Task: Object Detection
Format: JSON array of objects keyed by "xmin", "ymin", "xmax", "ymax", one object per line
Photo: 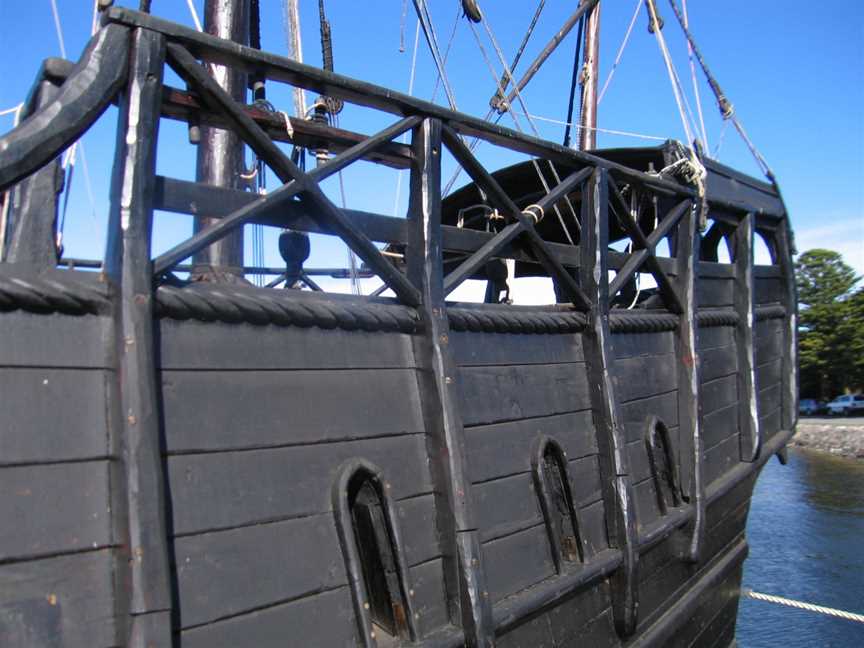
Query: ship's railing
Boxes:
[{"xmin": 0, "ymin": 8, "xmax": 798, "ymax": 647}]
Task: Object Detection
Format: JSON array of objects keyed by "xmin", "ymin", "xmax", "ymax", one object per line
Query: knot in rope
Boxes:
[{"xmin": 654, "ymin": 147, "xmax": 709, "ymax": 231}]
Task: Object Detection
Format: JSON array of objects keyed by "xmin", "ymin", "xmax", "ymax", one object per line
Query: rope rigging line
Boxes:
[
  {"xmin": 471, "ymin": 15, "xmax": 581, "ymax": 241},
  {"xmin": 597, "ymin": 0, "xmax": 642, "ymax": 104},
  {"xmin": 743, "ymin": 589, "xmax": 864, "ymax": 624},
  {"xmin": 509, "ymin": 111, "xmax": 668, "ymax": 142},
  {"xmin": 681, "ymin": 0, "xmax": 709, "ymax": 152},
  {"xmin": 430, "ymin": 3, "xmax": 462, "ymax": 105},
  {"xmin": 412, "ymin": 0, "xmax": 459, "ymax": 111},
  {"xmin": 562, "ymin": 13, "xmax": 585, "ymax": 147},
  {"xmin": 392, "ymin": 19, "xmax": 422, "ymax": 217},
  {"xmin": 492, "ymin": 0, "xmax": 546, "ymax": 107},
  {"xmin": 185, "ymin": 0, "xmax": 203, "ymax": 32},
  {"xmin": 665, "ymin": 0, "xmax": 776, "ymax": 179}
]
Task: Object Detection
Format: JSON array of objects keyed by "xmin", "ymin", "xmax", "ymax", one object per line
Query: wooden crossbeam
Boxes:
[
  {"xmin": 164, "ymin": 43, "xmax": 422, "ymax": 306},
  {"xmin": 608, "ymin": 198, "xmax": 691, "ymax": 297},
  {"xmin": 608, "ymin": 175, "xmax": 684, "ymax": 314},
  {"xmin": 442, "ymin": 166, "xmax": 592, "ymax": 296},
  {"xmin": 441, "ymin": 124, "xmax": 592, "ymax": 310}
]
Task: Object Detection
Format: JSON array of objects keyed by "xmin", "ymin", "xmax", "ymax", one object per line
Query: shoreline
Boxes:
[{"xmin": 791, "ymin": 419, "xmax": 864, "ymax": 459}]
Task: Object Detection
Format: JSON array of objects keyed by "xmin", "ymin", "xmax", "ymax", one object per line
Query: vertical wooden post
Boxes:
[
  {"xmin": 580, "ymin": 168, "xmax": 638, "ymax": 637},
  {"xmin": 105, "ymin": 28, "xmax": 173, "ymax": 648},
  {"xmin": 775, "ymin": 218, "xmax": 798, "ymax": 433},
  {"xmin": 407, "ymin": 118, "xmax": 494, "ymax": 647},
  {"xmin": 675, "ymin": 201, "xmax": 704, "ymax": 561},
  {"xmin": 733, "ymin": 213, "xmax": 760, "ymax": 462}
]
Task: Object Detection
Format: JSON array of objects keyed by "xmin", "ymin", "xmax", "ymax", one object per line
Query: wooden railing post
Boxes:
[
  {"xmin": 580, "ymin": 168, "xmax": 639, "ymax": 637},
  {"xmin": 675, "ymin": 201, "xmax": 705, "ymax": 562},
  {"xmin": 733, "ymin": 213, "xmax": 760, "ymax": 463},
  {"xmin": 406, "ymin": 118, "xmax": 494, "ymax": 646},
  {"xmin": 775, "ymin": 218, "xmax": 799, "ymax": 433},
  {"xmin": 105, "ymin": 28, "xmax": 174, "ymax": 648}
]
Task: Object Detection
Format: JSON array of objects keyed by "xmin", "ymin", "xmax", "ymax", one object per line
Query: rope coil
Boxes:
[{"xmin": 522, "ymin": 204, "xmax": 544, "ymax": 224}]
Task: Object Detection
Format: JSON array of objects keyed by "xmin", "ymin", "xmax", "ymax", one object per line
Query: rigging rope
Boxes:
[
  {"xmin": 185, "ymin": 0, "xmax": 203, "ymax": 32},
  {"xmin": 392, "ymin": 19, "xmax": 422, "ymax": 217},
  {"xmin": 430, "ymin": 3, "xmax": 462, "ymax": 105},
  {"xmin": 743, "ymin": 589, "xmax": 864, "ymax": 624},
  {"xmin": 597, "ymin": 0, "xmax": 642, "ymax": 104},
  {"xmin": 412, "ymin": 0, "xmax": 459, "ymax": 110},
  {"xmin": 492, "ymin": 0, "xmax": 546, "ymax": 107},
  {"xmin": 681, "ymin": 0, "xmax": 709, "ymax": 152},
  {"xmin": 510, "ymin": 111, "xmax": 667, "ymax": 141},
  {"xmin": 562, "ymin": 14, "xmax": 585, "ymax": 148}
]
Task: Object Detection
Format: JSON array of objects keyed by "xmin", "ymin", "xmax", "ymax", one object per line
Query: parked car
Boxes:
[
  {"xmin": 826, "ymin": 394, "xmax": 864, "ymax": 416},
  {"xmin": 798, "ymin": 399, "xmax": 824, "ymax": 416}
]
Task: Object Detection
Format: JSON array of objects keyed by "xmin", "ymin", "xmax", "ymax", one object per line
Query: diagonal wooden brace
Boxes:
[
  {"xmin": 165, "ymin": 42, "xmax": 421, "ymax": 306},
  {"xmin": 608, "ymin": 175, "xmax": 684, "ymax": 314},
  {"xmin": 440, "ymin": 124, "xmax": 592, "ymax": 310},
  {"xmin": 608, "ymin": 198, "xmax": 691, "ymax": 298}
]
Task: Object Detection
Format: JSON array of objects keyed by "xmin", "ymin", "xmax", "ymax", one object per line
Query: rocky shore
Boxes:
[{"xmin": 792, "ymin": 419, "xmax": 864, "ymax": 458}]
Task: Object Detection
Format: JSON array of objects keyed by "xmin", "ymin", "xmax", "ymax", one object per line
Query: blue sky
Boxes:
[{"xmin": 1, "ymin": 0, "xmax": 862, "ymax": 293}]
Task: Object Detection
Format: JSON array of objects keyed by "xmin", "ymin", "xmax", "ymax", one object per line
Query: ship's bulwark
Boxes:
[{"xmin": 0, "ymin": 7, "xmax": 796, "ymax": 647}]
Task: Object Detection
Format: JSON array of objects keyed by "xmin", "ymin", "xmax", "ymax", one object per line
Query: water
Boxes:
[{"xmin": 737, "ymin": 448, "xmax": 864, "ymax": 647}]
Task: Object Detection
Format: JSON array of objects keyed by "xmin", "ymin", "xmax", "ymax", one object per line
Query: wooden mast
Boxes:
[
  {"xmin": 192, "ymin": 0, "xmax": 250, "ymax": 280},
  {"xmin": 578, "ymin": 0, "xmax": 600, "ymax": 150}
]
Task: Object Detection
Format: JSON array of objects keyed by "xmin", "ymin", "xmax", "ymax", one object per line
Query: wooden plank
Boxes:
[
  {"xmin": 699, "ymin": 345, "xmax": 738, "ymax": 384},
  {"xmin": 553, "ymin": 607, "xmax": 618, "ymax": 648},
  {"xmin": 458, "ymin": 363, "xmax": 591, "ymax": 426},
  {"xmin": 158, "ymin": 319, "xmax": 416, "ymax": 370},
  {"xmin": 174, "ymin": 514, "xmax": 347, "ymax": 628},
  {"xmin": 167, "ymin": 435, "xmax": 432, "ymax": 535},
  {"xmin": 497, "ymin": 612, "xmax": 556, "ymax": 648},
  {"xmin": 703, "ymin": 434, "xmax": 740, "ymax": 485},
  {"xmin": 0, "ymin": 549, "xmax": 119, "ymax": 648},
  {"xmin": 0, "ymin": 312, "xmax": 110, "ymax": 368},
  {"xmin": 696, "ymin": 325, "xmax": 734, "ymax": 351},
  {"xmin": 578, "ymin": 500, "xmax": 609, "ymax": 558},
  {"xmin": 620, "ymin": 390, "xmax": 680, "ymax": 443},
  {"xmin": 570, "ymin": 454, "xmax": 604, "ymax": 508},
  {"xmin": 482, "ymin": 524, "xmax": 556, "ymax": 603},
  {"xmin": 627, "ymin": 440, "xmax": 653, "ymax": 485},
  {"xmin": 755, "ymin": 357, "xmax": 782, "ymax": 391},
  {"xmin": 546, "ymin": 581, "xmax": 612, "ymax": 646},
  {"xmin": 700, "ymin": 374, "xmax": 738, "ymax": 417},
  {"xmin": 396, "ymin": 494, "xmax": 441, "ymax": 568},
  {"xmin": 0, "ymin": 462, "xmax": 113, "ymax": 561},
  {"xmin": 611, "ymin": 331, "xmax": 675, "ymax": 360},
  {"xmin": 177, "ymin": 586, "xmax": 359, "ymax": 648},
  {"xmin": 632, "ymin": 478, "xmax": 661, "ymax": 527},
  {"xmin": 409, "ymin": 559, "xmax": 450, "ymax": 637},
  {"xmin": 732, "ymin": 212, "xmax": 759, "ymax": 463},
  {"xmin": 475, "ymin": 472, "xmax": 543, "ymax": 542},
  {"xmin": 754, "ymin": 276, "xmax": 785, "ymax": 305},
  {"xmin": 757, "ymin": 383, "xmax": 782, "ymax": 417},
  {"xmin": 464, "ymin": 411, "xmax": 597, "ymax": 484},
  {"xmin": 759, "ymin": 406, "xmax": 782, "ymax": 440},
  {"xmin": 0, "ymin": 368, "xmax": 110, "ymax": 464},
  {"xmin": 450, "ymin": 331, "xmax": 584, "ymax": 367},
  {"xmin": 695, "ymin": 277, "xmax": 733, "ymax": 307},
  {"xmin": 614, "ymin": 353, "xmax": 678, "ymax": 403},
  {"xmin": 702, "ymin": 403, "xmax": 739, "ymax": 450},
  {"xmin": 161, "ymin": 368, "xmax": 425, "ymax": 452}
]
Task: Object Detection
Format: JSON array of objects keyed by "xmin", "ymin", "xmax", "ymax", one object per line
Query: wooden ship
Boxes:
[{"xmin": 0, "ymin": 1, "xmax": 797, "ymax": 647}]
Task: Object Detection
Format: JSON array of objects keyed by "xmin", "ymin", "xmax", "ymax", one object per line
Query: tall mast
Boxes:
[
  {"xmin": 578, "ymin": 1, "xmax": 600, "ymax": 150},
  {"xmin": 193, "ymin": 0, "xmax": 251, "ymax": 280}
]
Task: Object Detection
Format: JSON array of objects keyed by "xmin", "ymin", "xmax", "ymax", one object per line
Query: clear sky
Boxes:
[{"xmin": 1, "ymin": 0, "xmax": 862, "ymax": 294}]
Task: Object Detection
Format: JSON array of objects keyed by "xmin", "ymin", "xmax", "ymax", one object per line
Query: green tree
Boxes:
[{"xmin": 796, "ymin": 249, "xmax": 862, "ymax": 398}]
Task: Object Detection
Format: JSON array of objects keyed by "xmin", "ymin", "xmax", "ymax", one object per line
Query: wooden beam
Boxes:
[
  {"xmin": 441, "ymin": 124, "xmax": 592, "ymax": 310},
  {"xmin": 104, "ymin": 28, "xmax": 173, "ymax": 647},
  {"xmin": 674, "ymin": 199, "xmax": 705, "ymax": 562},
  {"xmin": 733, "ymin": 213, "xmax": 760, "ymax": 462},
  {"xmin": 608, "ymin": 175, "xmax": 684, "ymax": 313},
  {"xmin": 406, "ymin": 118, "xmax": 494, "ymax": 646},
  {"xmin": 164, "ymin": 42, "xmax": 421, "ymax": 306},
  {"xmin": 579, "ymin": 168, "xmax": 639, "ymax": 637},
  {"xmin": 775, "ymin": 219, "xmax": 799, "ymax": 432}
]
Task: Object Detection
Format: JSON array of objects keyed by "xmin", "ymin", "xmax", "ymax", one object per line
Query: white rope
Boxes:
[
  {"xmin": 510, "ymin": 111, "xmax": 668, "ymax": 142},
  {"xmin": 682, "ymin": 0, "xmax": 709, "ymax": 152},
  {"xmin": 90, "ymin": 0, "xmax": 100, "ymax": 36},
  {"xmin": 598, "ymin": 0, "xmax": 642, "ymax": 105},
  {"xmin": 713, "ymin": 118, "xmax": 730, "ymax": 158},
  {"xmin": 744, "ymin": 589, "xmax": 864, "ymax": 624},
  {"xmin": 413, "ymin": 0, "xmax": 458, "ymax": 111},
  {"xmin": 0, "ymin": 104, "xmax": 23, "ymax": 117},
  {"xmin": 186, "ymin": 0, "xmax": 203, "ymax": 32},
  {"xmin": 48, "ymin": 0, "xmax": 67, "ymax": 58}
]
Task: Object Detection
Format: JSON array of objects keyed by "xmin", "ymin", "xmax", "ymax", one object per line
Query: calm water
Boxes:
[{"xmin": 737, "ymin": 448, "xmax": 864, "ymax": 647}]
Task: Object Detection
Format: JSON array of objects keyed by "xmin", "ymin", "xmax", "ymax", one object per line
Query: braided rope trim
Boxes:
[
  {"xmin": 754, "ymin": 304, "xmax": 786, "ymax": 321},
  {"xmin": 447, "ymin": 307, "xmax": 587, "ymax": 334},
  {"xmin": 697, "ymin": 309, "xmax": 740, "ymax": 328},
  {"xmin": 155, "ymin": 283, "xmax": 420, "ymax": 333},
  {"xmin": 0, "ymin": 270, "xmax": 108, "ymax": 315},
  {"xmin": 610, "ymin": 311, "xmax": 679, "ymax": 333}
]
